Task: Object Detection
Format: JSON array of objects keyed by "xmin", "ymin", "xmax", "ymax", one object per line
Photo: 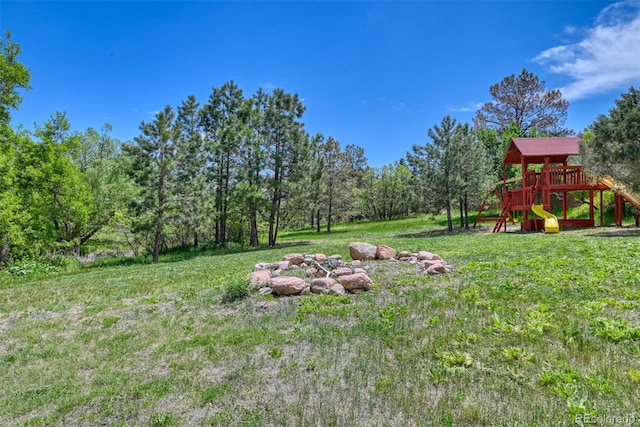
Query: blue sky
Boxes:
[{"xmin": 2, "ymin": 1, "xmax": 639, "ymax": 166}]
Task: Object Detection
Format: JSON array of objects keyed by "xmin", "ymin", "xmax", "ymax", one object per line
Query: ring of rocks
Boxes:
[{"xmin": 249, "ymin": 242, "xmax": 453, "ymax": 297}]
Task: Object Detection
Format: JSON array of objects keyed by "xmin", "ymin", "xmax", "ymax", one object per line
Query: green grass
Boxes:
[{"xmin": 1, "ymin": 215, "xmax": 640, "ymax": 426}]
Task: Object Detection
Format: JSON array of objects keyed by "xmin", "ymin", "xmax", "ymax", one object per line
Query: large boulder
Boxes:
[
  {"xmin": 329, "ymin": 283, "xmax": 346, "ymax": 296},
  {"xmin": 338, "ymin": 273, "xmax": 372, "ymax": 293},
  {"xmin": 349, "ymin": 242, "xmax": 377, "ymax": 260},
  {"xmin": 376, "ymin": 244, "xmax": 396, "ymax": 260},
  {"xmin": 310, "ymin": 277, "xmax": 336, "ymax": 294},
  {"xmin": 424, "ymin": 263, "xmax": 447, "ymax": 275},
  {"xmin": 314, "ymin": 253, "xmax": 327, "ymax": 262},
  {"xmin": 332, "ymin": 267, "xmax": 353, "ymax": 277},
  {"xmin": 249, "ymin": 269, "xmax": 271, "ymax": 287},
  {"xmin": 417, "ymin": 251, "xmax": 434, "ymax": 260},
  {"xmin": 268, "ymin": 276, "xmax": 309, "ymax": 296},
  {"xmin": 282, "ymin": 254, "xmax": 305, "ymax": 266}
]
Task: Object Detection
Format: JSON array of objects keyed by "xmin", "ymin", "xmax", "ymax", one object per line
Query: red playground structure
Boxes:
[{"xmin": 474, "ymin": 137, "xmax": 640, "ymax": 233}]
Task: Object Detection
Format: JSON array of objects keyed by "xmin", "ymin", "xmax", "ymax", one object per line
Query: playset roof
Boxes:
[{"xmin": 503, "ymin": 137, "xmax": 581, "ymax": 165}]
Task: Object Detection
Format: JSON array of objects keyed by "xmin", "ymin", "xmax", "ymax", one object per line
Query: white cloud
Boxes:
[
  {"xmin": 534, "ymin": 0, "xmax": 640, "ymax": 101},
  {"xmin": 449, "ymin": 102, "xmax": 484, "ymax": 113},
  {"xmin": 392, "ymin": 101, "xmax": 406, "ymax": 112}
]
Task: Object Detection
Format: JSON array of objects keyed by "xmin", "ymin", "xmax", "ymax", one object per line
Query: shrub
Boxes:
[{"xmin": 221, "ymin": 275, "xmax": 250, "ymax": 304}]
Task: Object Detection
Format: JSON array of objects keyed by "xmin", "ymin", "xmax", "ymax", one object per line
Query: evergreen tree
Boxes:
[
  {"xmin": 240, "ymin": 94, "xmax": 268, "ymax": 247},
  {"xmin": 258, "ymin": 88, "xmax": 306, "ymax": 247},
  {"xmin": 174, "ymin": 95, "xmax": 209, "ymax": 248},
  {"xmin": 200, "ymin": 81, "xmax": 245, "ymax": 247},
  {"xmin": 408, "ymin": 115, "xmax": 459, "ymax": 231},
  {"xmin": 123, "ymin": 106, "xmax": 178, "ymax": 262},
  {"xmin": 474, "ymin": 69, "xmax": 571, "ymax": 136},
  {"xmin": 453, "ymin": 124, "xmax": 493, "ymax": 228},
  {"xmin": 583, "ymin": 86, "xmax": 640, "ymax": 191}
]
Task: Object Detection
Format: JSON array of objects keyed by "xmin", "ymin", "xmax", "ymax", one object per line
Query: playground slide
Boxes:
[{"xmin": 531, "ymin": 204, "xmax": 559, "ymax": 233}]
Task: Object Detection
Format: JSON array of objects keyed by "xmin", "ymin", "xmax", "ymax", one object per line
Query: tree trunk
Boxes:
[
  {"xmin": 153, "ymin": 221, "xmax": 162, "ymax": 263},
  {"xmin": 459, "ymin": 197, "xmax": 464, "ymax": 228},
  {"xmin": 464, "ymin": 194, "xmax": 469, "ymax": 229},
  {"xmin": 316, "ymin": 208, "xmax": 321, "ymax": 233},
  {"xmin": 0, "ymin": 242, "xmax": 10, "ymax": 267},
  {"xmin": 249, "ymin": 207, "xmax": 259, "ymax": 248},
  {"xmin": 327, "ymin": 199, "xmax": 333, "ymax": 233},
  {"xmin": 268, "ymin": 195, "xmax": 278, "ymax": 247},
  {"xmin": 445, "ymin": 200, "xmax": 453, "ymax": 232},
  {"xmin": 269, "ymin": 196, "xmax": 281, "ymax": 247}
]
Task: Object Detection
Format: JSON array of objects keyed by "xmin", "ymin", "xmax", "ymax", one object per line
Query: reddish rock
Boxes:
[
  {"xmin": 349, "ymin": 242, "xmax": 377, "ymax": 260},
  {"xmin": 425, "ymin": 263, "xmax": 447, "ymax": 275},
  {"xmin": 398, "ymin": 251, "xmax": 411, "ymax": 258},
  {"xmin": 314, "ymin": 253, "xmax": 327, "ymax": 262},
  {"xmin": 282, "ymin": 254, "xmax": 305, "ymax": 266},
  {"xmin": 353, "ymin": 268, "xmax": 367, "ymax": 274},
  {"xmin": 338, "ymin": 273, "xmax": 372, "ymax": 293},
  {"xmin": 329, "ymin": 283, "xmax": 346, "ymax": 296},
  {"xmin": 305, "ymin": 268, "xmax": 318, "ymax": 277},
  {"xmin": 310, "ymin": 277, "xmax": 336, "ymax": 294},
  {"xmin": 268, "ymin": 276, "xmax": 308, "ymax": 296},
  {"xmin": 333, "ymin": 267, "xmax": 353, "ymax": 277},
  {"xmin": 277, "ymin": 260, "xmax": 291, "ymax": 270},
  {"xmin": 423, "ymin": 259, "xmax": 443, "ymax": 268},
  {"xmin": 249, "ymin": 269, "xmax": 271, "ymax": 287},
  {"xmin": 417, "ymin": 251, "xmax": 436, "ymax": 260},
  {"xmin": 254, "ymin": 262, "xmax": 268, "ymax": 271},
  {"xmin": 376, "ymin": 244, "xmax": 396, "ymax": 260}
]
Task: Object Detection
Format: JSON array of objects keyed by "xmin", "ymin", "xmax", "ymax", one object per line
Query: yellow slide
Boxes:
[{"xmin": 531, "ymin": 204, "xmax": 559, "ymax": 233}]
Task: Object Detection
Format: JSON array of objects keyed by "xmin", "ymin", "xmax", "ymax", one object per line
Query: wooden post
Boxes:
[
  {"xmin": 615, "ymin": 194, "xmax": 623, "ymax": 226},
  {"xmin": 600, "ymin": 190, "xmax": 604, "ymax": 226},
  {"xmin": 544, "ymin": 157, "xmax": 551, "ymax": 209},
  {"xmin": 589, "ymin": 189, "xmax": 594, "ymax": 224}
]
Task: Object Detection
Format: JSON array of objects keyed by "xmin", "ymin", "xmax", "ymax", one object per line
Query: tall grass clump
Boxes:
[{"xmin": 220, "ymin": 274, "xmax": 251, "ymax": 304}]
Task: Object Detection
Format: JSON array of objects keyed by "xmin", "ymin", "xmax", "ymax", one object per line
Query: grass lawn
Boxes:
[{"xmin": 1, "ymin": 216, "xmax": 640, "ymax": 426}]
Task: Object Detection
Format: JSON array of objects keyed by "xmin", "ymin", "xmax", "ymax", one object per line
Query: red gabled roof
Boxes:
[{"xmin": 503, "ymin": 137, "xmax": 581, "ymax": 165}]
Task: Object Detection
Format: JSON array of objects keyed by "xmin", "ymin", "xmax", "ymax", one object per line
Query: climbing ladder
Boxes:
[
  {"xmin": 599, "ymin": 176, "xmax": 640, "ymax": 226},
  {"xmin": 599, "ymin": 176, "xmax": 640, "ymax": 209},
  {"xmin": 492, "ymin": 196, "xmax": 512, "ymax": 233}
]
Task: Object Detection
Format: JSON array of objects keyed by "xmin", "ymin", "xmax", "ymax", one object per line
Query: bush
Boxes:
[{"xmin": 221, "ymin": 275, "xmax": 250, "ymax": 304}]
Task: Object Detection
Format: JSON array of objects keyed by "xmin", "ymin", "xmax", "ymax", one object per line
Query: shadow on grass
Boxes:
[
  {"xmin": 396, "ymin": 227, "xmax": 488, "ymax": 239},
  {"xmin": 280, "ymin": 229, "xmax": 350, "ymax": 239},
  {"xmin": 87, "ymin": 240, "xmax": 312, "ymax": 269},
  {"xmin": 586, "ymin": 227, "xmax": 640, "ymax": 238}
]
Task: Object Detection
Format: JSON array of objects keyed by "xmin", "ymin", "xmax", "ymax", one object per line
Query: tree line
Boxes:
[{"xmin": 1, "ymin": 33, "xmax": 637, "ymax": 265}]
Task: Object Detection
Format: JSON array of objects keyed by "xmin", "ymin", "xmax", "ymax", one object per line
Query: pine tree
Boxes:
[
  {"xmin": 124, "ymin": 106, "xmax": 178, "ymax": 262},
  {"xmin": 257, "ymin": 88, "xmax": 306, "ymax": 247},
  {"xmin": 175, "ymin": 95, "xmax": 209, "ymax": 248},
  {"xmin": 200, "ymin": 81, "xmax": 245, "ymax": 247}
]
